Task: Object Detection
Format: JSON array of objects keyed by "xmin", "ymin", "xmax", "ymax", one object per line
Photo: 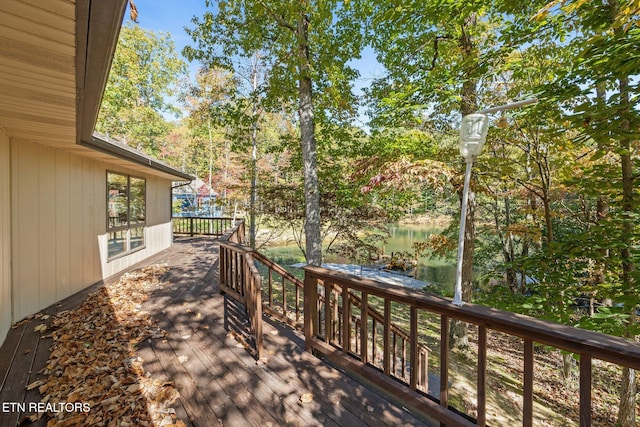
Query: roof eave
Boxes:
[
  {"xmin": 83, "ymin": 134, "xmax": 194, "ymax": 181},
  {"xmin": 75, "ymin": 0, "xmax": 192, "ymax": 182}
]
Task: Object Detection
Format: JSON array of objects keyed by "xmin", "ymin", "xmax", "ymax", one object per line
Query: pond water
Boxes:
[{"xmin": 260, "ymin": 223, "xmax": 456, "ymax": 296}]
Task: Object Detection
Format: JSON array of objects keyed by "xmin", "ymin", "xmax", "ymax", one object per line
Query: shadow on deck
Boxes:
[{"xmin": 0, "ymin": 237, "xmax": 431, "ymax": 426}]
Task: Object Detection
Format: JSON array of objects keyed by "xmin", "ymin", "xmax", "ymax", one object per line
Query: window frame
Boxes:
[{"xmin": 106, "ymin": 171, "xmax": 146, "ymax": 260}]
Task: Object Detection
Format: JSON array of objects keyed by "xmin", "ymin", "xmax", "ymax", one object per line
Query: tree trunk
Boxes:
[
  {"xmin": 297, "ymin": 6, "xmax": 322, "ymax": 266},
  {"xmin": 618, "ymin": 366, "xmax": 637, "ymax": 427},
  {"xmin": 616, "ymin": 73, "xmax": 636, "ymax": 427},
  {"xmin": 249, "ymin": 54, "xmax": 260, "ymax": 249}
]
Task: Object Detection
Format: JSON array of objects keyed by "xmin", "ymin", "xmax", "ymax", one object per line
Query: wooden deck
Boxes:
[{"xmin": 0, "ymin": 237, "xmax": 433, "ymax": 427}]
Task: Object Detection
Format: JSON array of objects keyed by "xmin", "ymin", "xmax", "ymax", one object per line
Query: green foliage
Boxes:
[{"xmin": 96, "ymin": 23, "xmax": 187, "ymax": 155}]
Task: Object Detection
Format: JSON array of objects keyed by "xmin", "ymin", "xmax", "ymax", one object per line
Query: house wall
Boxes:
[
  {"xmin": 0, "ymin": 128, "xmax": 11, "ymax": 345},
  {"xmin": 10, "ymin": 140, "xmax": 173, "ymax": 324}
]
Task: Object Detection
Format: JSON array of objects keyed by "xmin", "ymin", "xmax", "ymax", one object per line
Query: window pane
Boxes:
[
  {"xmin": 108, "ymin": 230, "xmax": 127, "ymax": 257},
  {"xmin": 107, "ymin": 173, "xmax": 128, "ymax": 229},
  {"xmin": 130, "ymin": 177, "xmax": 146, "ymax": 225},
  {"xmin": 130, "ymin": 227, "xmax": 145, "ymax": 251}
]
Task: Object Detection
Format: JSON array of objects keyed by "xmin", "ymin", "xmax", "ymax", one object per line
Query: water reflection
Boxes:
[{"xmin": 262, "ymin": 223, "xmax": 456, "ymax": 296}]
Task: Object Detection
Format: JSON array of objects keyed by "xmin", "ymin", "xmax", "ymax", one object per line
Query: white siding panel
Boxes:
[
  {"xmin": 9, "ymin": 140, "xmax": 175, "ymax": 326},
  {"xmin": 67, "ymin": 153, "xmax": 84, "ymax": 293},
  {"xmin": 0, "ymin": 128, "xmax": 11, "ymax": 344},
  {"xmin": 39, "ymin": 147, "xmax": 56, "ymax": 309},
  {"xmin": 55, "ymin": 150, "xmax": 71, "ymax": 298},
  {"xmin": 12, "ymin": 140, "xmax": 40, "ymax": 319}
]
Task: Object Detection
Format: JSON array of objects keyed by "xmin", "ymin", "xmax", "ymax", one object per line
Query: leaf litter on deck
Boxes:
[{"xmin": 30, "ymin": 263, "xmax": 186, "ymax": 427}]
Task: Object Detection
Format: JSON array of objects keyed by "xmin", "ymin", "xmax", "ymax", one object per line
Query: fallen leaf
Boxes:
[
  {"xmin": 33, "ymin": 324, "xmax": 47, "ymax": 333},
  {"xmin": 26, "ymin": 380, "xmax": 45, "ymax": 390},
  {"xmin": 178, "ymin": 355, "xmax": 189, "ymax": 364},
  {"xmin": 127, "ymin": 383, "xmax": 143, "ymax": 394},
  {"xmin": 300, "ymin": 393, "xmax": 314, "ymax": 403}
]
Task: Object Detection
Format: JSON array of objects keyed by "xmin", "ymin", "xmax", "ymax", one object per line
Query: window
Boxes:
[{"xmin": 107, "ymin": 172, "xmax": 146, "ymax": 258}]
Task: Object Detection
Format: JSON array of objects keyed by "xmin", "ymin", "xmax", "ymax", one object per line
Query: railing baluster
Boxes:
[
  {"xmin": 410, "ymin": 306, "xmax": 418, "ymax": 390},
  {"xmin": 303, "ymin": 273, "xmax": 317, "ymax": 352},
  {"xmin": 419, "ymin": 348, "xmax": 428, "ymax": 392},
  {"xmin": 371, "ymin": 318, "xmax": 377, "ymax": 366},
  {"xmin": 324, "ymin": 281, "xmax": 332, "ymax": 343},
  {"xmin": 354, "ymin": 318, "xmax": 360, "ymax": 354},
  {"xmin": 523, "ymin": 338, "xmax": 534, "ymax": 427},
  {"xmin": 392, "ymin": 332, "xmax": 397, "ymax": 377},
  {"xmin": 477, "ymin": 325, "xmax": 487, "ymax": 427},
  {"xmin": 384, "ymin": 299, "xmax": 391, "ymax": 376},
  {"xmin": 295, "ymin": 281, "xmax": 301, "ymax": 323},
  {"xmin": 440, "ymin": 315, "xmax": 449, "ymax": 420},
  {"xmin": 332, "ymin": 289, "xmax": 339, "ymax": 344},
  {"xmin": 342, "ymin": 285, "xmax": 350, "ymax": 354},
  {"xmin": 580, "ymin": 354, "xmax": 592, "ymax": 427},
  {"xmin": 401, "ymin": 338, "xmax": 406, "ymax": 379},
  {"xmin": 361, "ymin": 291, "xmax": 369, "ymax": 364},
  {"xmin": 268, "ymin": 269, "xmax": 273, "ymax": 307},
  {"xmin": 282, "ymin": 275, "xmax": 287, "ymax": 318}
]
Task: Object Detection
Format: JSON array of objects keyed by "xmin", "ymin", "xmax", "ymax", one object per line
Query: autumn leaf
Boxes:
[{"xmin": 300, "ymin": 393, "xmax": 314, "ymax": 403}]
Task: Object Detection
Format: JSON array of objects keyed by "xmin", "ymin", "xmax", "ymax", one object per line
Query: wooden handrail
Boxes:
[{"xmin": 303, "ymin": 265, "xmax": 640, "ymax": 427}]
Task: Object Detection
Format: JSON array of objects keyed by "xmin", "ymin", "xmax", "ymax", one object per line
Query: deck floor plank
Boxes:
[
  {"xmin": 0, "ymin": 322, "xmax": 39, "ymax": 426},
  {"xmin": 136, "ymin": 340, "xmax": 194, "ymax": 427},
  {"xmin": 1, "ymin": 237, "xmax": 431, "ymax": 427}
]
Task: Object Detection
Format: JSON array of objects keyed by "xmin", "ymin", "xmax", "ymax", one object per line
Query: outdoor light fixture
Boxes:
[
  {"xmin": 459, "ymin": 113, "xmax": 490, "ymax": 161},
  {"xmin": 453, "ymin": 98, "xmax": 537, "ymax": 307}
]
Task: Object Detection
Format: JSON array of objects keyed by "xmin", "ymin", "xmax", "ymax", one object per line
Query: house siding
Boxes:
[
  {"xmin": 10, "ymin": 140, "xmax": 174, "ymax": 324},
  {"xmin": 0, "ymin": 128, "xmax": 11, "ymax": 345}
]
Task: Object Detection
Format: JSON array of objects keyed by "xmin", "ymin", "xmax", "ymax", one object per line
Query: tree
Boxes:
[
  {"xmin": 184, "ymin": 0, "xmax": 365, "ymax": 265},
  {"xmin": 366, "ymin": 0, "xmax": 511, "ymax": 348},
  {"xmin": 96, "ymin": 23, "xmax": 187, "ymax": 156},
  {"xmin": 182, "ymin": 67, "xmax": 238, "ymax": 214},
  {"xmin": 499, "ymin": 1, "xmax": 640, "ymax": 422}
]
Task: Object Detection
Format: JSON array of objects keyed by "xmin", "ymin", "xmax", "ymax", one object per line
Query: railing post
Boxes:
[
  {"xmin": 303, "ymin": 270, "xmax": 318, "ymax": 352},
  {"xmin": 246, "ymin": 254, "xmax": 263, "ymax": 359},
  {"xmin": 189, "ymin": 217, "xmax": 194, "ymax": 237}
]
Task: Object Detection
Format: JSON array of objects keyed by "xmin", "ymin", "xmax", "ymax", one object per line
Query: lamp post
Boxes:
[{"xmin": 453, "ymin": 98, "xmax": 537, "ymax": 306}]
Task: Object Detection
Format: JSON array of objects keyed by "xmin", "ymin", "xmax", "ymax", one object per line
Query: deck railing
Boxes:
[
  {"xmin": 250, "ymin": 250, "xmax": 431, "ymax": 391},
  {"xmin": 217, "ymin": 237, "xmax": 427, "ymax": 377},
  {"xmin": 303, "ymin": 265, "xmax": 640, "ymax": 427},
  {"xmin": 172, "ymin": 216, "xmax": 237, "ymax": 237},
  {"xmin": 217, "ymin": 219, "xmax": 264, "ymax": 358}
]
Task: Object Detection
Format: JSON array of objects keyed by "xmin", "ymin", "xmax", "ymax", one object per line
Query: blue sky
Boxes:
[{"xmin": 125, "ymin": 0, "xmax": 384, "ymax": 125}]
